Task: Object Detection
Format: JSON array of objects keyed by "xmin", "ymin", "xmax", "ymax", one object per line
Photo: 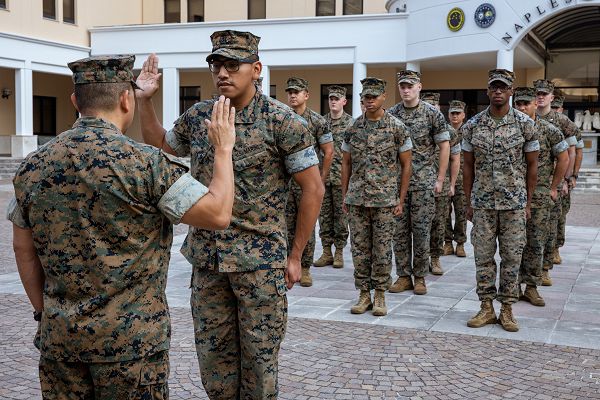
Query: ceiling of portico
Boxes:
[{"xmin": 530, "ymin": 6, "xmax": 600, "ymax": 50}]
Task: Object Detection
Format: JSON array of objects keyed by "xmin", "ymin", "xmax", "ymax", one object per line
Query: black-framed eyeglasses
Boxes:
[
  {"xmin": 208, "ymin": 57, "xmax": 257, "ymax": 74},
  {"xmin": 488, "ymin": 85, "xmax": 511, "ymax": 93}
]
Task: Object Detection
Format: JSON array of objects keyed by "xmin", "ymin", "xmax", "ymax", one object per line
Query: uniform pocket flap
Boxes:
[
  {"xmin": 503, "ymin": 134, "xmax": 525, "ymax": 149},
  {"xmin": 233, "ymin": 150, "xmax": 268, "ymax": 171},
  {"xmin": 140, "ymin": 360, "xmax": 169, "ymax": 386}
]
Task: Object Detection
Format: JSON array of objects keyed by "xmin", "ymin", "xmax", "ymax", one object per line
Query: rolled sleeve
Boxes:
[
  {"xmin": 399, "ymin": 137, "xmax": 413, "ymax": 153},
  {"xmin": 341, "ymin": 141, "xmax": 351, "ymax": 153},
  {"xmin": 524, "ymin": 140, "xmax": 540, "ymax": 153},
  {"xmin": 434, "ymin": 131, "xmax": 450, "ymax": 144},
  {"xmin": 552, "ymin": 140, "xmax": 569, "ymax": 156},
  {"xmin": 576, "ymin": 139, "xmax": 584, "ymax": 149},
  {"xmin": 461, "ymin": 138, "xmax": 473, "ymax": 152},
  {"xmin": 158, "ymin": 173, "xmax": 209, "ymax": 224},
  {"xmin": 565, "ymin": 135, "xmax": 578, "ymax": 147},
  {"xmin": 319, "ymin": 132, "xmax": 334, "ymax": 145},
  {"xmin": 6, "ymin": 196, "xmax": 28, "ymax": 228},
  {"xmin": 165, "ymin": 129, "xmax": 191, "ymax": 157},
  {"xmin": 285, "ymin": 146, "xmax": 319, "ymax": 174},
  {"xmin": 450, "ymin": 143, "xmax": 461, "ymax": 155}
]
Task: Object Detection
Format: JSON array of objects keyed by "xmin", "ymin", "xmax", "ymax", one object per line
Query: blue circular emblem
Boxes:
[{"xmin": 474, "ymin": 3, "xmax": 496, "ymax": 28}]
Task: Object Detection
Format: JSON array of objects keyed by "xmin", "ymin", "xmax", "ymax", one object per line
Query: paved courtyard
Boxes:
[{"xmin": 1, "ymin": 181, "xmax": 599, "ymax": 399}]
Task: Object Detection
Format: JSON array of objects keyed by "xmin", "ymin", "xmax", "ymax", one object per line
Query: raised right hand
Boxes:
[
  {"xmin": 205, "ymin": 96, "xmax": 236, "ymax": 151},
  {"xmin": 136, "ymin": 53, "xmax": 162, "ymax": 99}
]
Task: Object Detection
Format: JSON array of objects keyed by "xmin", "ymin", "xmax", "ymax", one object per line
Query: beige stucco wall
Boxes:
[
  {"xmin": 420, "ymin": 68, "xmax": 545, "ymax": 90},
  {"xmin": 33, "ymin": 72, "xmax": 77, "ymax": 134}
]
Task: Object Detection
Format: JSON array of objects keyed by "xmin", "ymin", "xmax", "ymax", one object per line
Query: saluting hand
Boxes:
[
  {"xmin": 136, "ymin": 53, "xmax": 162, "ymax": 99},
  {"xmin": 206, "ymin": 96, "xmax": 236, "ymax": 151}
]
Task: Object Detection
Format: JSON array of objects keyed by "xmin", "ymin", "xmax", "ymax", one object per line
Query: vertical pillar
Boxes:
[
  {"xmin": 12, "ymin": 65, "xmax": 36, "ymax": 157},
  {"xmin": 261, "ymin": 65, "xmax": 270, "ymax": 96},
  {"xmin": 496, "ymin": 49, "xmax": 514, "ymax": 71},
  {"xmin": 352, "ymin": 62, "xmax": 367, "ymax": 118},
  {"xmin": 406, "ymin": 61, "xmax": 421, "ymax": 72},
  {"xmin": 162, "ymin": 67, "xmax": 180, "ymax": 128}
]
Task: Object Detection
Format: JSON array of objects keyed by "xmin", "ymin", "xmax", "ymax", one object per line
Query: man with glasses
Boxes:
[
  {"xmin": 535, "ymin": 80, "xmax": 583, "ymax": 272},
  {"xmin": 388, "ymin": 71, "xmax": 450, "ymax": 295},
  {"xmin": 135, "ymin": 30, "xmax": 324, "ymax": 399},
  {"xmin": 285, "ymin": 77, "xmax": 334, "ymax": 286},
  {"xmin": 314, "ymin": 85, "xmax": 353, "ymax": 269},
  {"xmin": 462, "ymin": 69, "xmax": 539, "ymax": 332},
  {"xmin": 513, "ymin": 86, "xmax": 569, "ymax": 307}
]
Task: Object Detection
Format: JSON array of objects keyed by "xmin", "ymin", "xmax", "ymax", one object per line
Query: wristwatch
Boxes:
[
  {"xmin": 33, "ymin": 311, "xmax": 42, "ymax": 321},
  {"xmin": 572, "ymin": 174, "xmax": 578, "ymax": 180}
]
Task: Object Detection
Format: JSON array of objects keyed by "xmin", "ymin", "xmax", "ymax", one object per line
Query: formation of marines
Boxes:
[{"xmin": 8, "ymin": 28, "xmax": 584, "ymax": 399}]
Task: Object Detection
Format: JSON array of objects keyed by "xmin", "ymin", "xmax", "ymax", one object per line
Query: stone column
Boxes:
[
  {"xmin": 12, "ymin": 66, "xmax": 36, "ymax": 157},
  {"xmin": 406, "ymin": 61, "xmax": 421, "ymax": 72},
  {"xmin": 352, "ymin": 62, "xmax": 366, "ymax": 118},
  {"xmin": 261, "ymin": 64, "xmax": 270, "ymax": 96},
  {"xmin": 162, "ymin": 67, "xmax": 180, "ymax": 128}
]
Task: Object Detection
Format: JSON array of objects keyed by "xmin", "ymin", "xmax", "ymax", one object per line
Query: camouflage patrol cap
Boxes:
[
  {"xmin": 533, "ymin": 79, "xmax": 555, "ymax": 94},
  {"xmin": 68, "ymin": 55, "xmax": 140, "ymax": 89},
  {"xmin": 449, "ymin": 100, "xmax": 466, "ymax": 113},
  {"xmin": 360, "ymin": 77, "xmax": 386, "ymax": 97},
  {"xmin": 421, "ymin": 92, "xmax": 440, "ymax": 106},
  {"xmin": 513, "ymin": 87, "xmax": 536, "ymax": 102},
  {"xmin": 328, "ymin": 85, "xmax": 347, "ymax": 98},
  {"xmin": 397, "ymin": 70, "xmax": 421, "ymax": 84},
  {"xmin": 285, "ymin": 77, "xmax": 309, "ymax": 92},
  {"xmin": 551, "ymin": 94, "xmax": 565, "ymax": 109},
  {"xmin": 206, "ymin": 30, "xmax": 260, "ymax": 62},
  {"xmin": 488, "ymin": 69, "xmax": 515, "ymax": 86}
]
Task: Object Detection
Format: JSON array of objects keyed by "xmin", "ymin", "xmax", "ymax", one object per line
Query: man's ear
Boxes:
[
  {"xmin": 120, "ymin": 89, "xmax": 132, "ymax": 113},
  {"xmin": 70, "ymin": 93, "xmax": 81, "ymax": 113},
  {"xmin": 252, "ymin": 61, "xmax": 262, "ymax": 81}
]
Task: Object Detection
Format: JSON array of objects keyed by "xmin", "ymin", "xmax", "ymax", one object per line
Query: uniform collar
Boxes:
[
  {"xmin": 235, "ymin": 90, "xmax": 262, "ymax": 124},
  {"xmin": 482, "ymin": 106, "xmax": 517, "ymax": 127},
  {"xmin": 73, "ymin": 117, "xmax": 122, "ymax": 134}
]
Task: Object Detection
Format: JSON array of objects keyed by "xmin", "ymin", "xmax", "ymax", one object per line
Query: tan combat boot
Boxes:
[
  {"xmin": 467, "ymin": 300, "xmax": 497, "ymax": 328},
  {"xmin": 389, "ymin": 276, "xmax": 413, "ymax": 293},
  {"xmin": 498, "ymin": 303, "xmax": 519, "ymax": 332},
  {"xmin": 430, "ymin": 257, "xmax": 443, "ymax": 275},
  {"xmin": 372, "ymin": 290, "xmax": 387, "ymax": 316},
  {"xmin": 553, "ymin": 248, "xmax": 562, "ymax": 264},
  {"xmin": 300, "ymin": 267, "xmax": 312, "ymax": 287},
  {"xmin": 313, "ymin": 246, "xmax": 333, "ymax": 267},
  {"xmin": 350, "ymin": 290, "xmax": 372, "ymax": 314},
  {"xmin": 413, "ymin": 277, "xmax": 427, "ymax": 295},
  {"xmin": 333, "ymin": 247, "xmax": 344, "ymax": 269},
  {"xmin": 443, "ymin": 242, "xmax": 454, "ymax": 256},
  {"xmin": 521, "ymin": 285, "xmax": 545, "ymax": 306},
  {"xmin": 541, "ymin": 270, "xmax": 552, "ymax": 286},
  {"xmin": 455, "ymin": 243, "xmax": 466, "ymax": 258}
]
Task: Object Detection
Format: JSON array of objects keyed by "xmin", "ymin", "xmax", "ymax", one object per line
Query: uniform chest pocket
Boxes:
[
  {"xmin": 503, "ymin": 133, "xmax": 525, "ymax": 163},
  {"xmin": 409, "ymin": 122, "xmax": 431, "ymax": 148},
  {"xmin": 471, "ymin": 134, "xmax": 492, "ymax": 154},
  {"xmin": 233, "ymin": 149, "xmax": 271, "ymax": 202},
  {"xmin": 374, "ymin": 139, "xmax": 397, "ymax": 164}
]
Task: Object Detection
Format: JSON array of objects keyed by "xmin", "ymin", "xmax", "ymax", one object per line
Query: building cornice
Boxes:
[
  {"xmin": 89, "ymin": 13, "xmax": 408, "ymax": 33},
  {"xmin": 0, "ymin": 31, "xmax": 90, "ymax": 52}
]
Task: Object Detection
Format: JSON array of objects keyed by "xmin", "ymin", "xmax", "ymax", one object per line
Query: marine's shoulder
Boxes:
[
  {"xmin": 465, "ymin": 110, "xmax": 487, "ymax": 127},
  {"xmin": 513, "ymin": 108, "xmax": 534, "ymax": 124}
]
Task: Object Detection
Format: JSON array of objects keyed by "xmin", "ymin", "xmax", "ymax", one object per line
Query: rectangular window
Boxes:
[
  {"xmin": 180, "ymin": 86, "xmax": 201, "ymax": 113},
  {"xmin": 0, "ymin": 1, "xmax": 7, "ymax": 10},
  {"xmin": 248, "ymin": 0, "xmax": 266, "ymax": 19},
  {"xmin": 63, "ymin": 0, "xmax": 75, "ymax": 24},
  {"xmin": 33, "ymin": 96, "xmax": 57, "ymax": 136},
  {"xmin": 270, "ymin": 85, "xmax": 276, "ymax": 99},
  {"xmin": 316, "ymin": 0, "xmax": 335, "ymax": 16},
  {"xmin": 164, "ymin": 0, "xmax": 180, "ymax": 23},
  {"xmin": 343, "ymin": 0, "xmax": 362, "ymax": 15},
  {"xmin": 320, "ymin": 84, "xmax": 353, "ymax": 115},
  {"xmin": 187, "ymin": 0, "xmax": 204, "ymax": 22},
  {"xmin": 43, "ymin": 0, "xmax": 56, "ymax": 20}
]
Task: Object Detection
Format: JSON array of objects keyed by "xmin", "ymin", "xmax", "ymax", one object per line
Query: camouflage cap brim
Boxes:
[
  {"xmin": 361, "ymin": 88, "xmax": 383, "ymax": 97},
  {"xmin": 535, "ymin": 87, "xmax": 552, "ymax": 94},
  {"xmin": 206, "ymin": 48, "xmax": 258, "ymax": 62},
  {"xmin": 514, "ymin": 94, "xmax": 535, "ymax": 102},
  {"xmin": 285, "ymin": 85, "xmax": 305, "ymax": 92},
  {"xmin": 398, "ymin": 77, "xmax": 420, "ymax": 85},
  {"xmin": 449, "ymin": 107, "xmax": 464, "ymax": 113},
  {"xmin": 489, "ymin": 76, "xmax": 513, "ymax": 86}
]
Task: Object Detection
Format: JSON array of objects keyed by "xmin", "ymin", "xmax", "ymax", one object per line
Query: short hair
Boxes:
[{"xmin": 74, "ymin": 82, "xmax": 132, "ymax": 114}]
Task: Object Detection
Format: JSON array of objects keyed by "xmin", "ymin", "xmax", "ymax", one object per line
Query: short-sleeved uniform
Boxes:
[
  {"xmin": 342, "ymin": 112, "xmax": 412, "ymax": 291},
  {"xmin": 286, "ymin": 107, "xmax": 332, "ymax": 270},
  {"xmin": 388, "ymin": 101, "xmax": 450, "ymax": 278},
  {"xmin": 520, "ymin": 118, "xmax": 568, "ymax": 286},
  {"xmin": 537, "ymin": 110, "xmax": 581, "ymax": 252},
  {"xmin": 461, "ymin": 107, "xmax": 540, "ymax": 304},
  {"xmin": 165, "ymin": 91, "xmax": 318, "ymax": 399},
  {"xmin": 319, "ymin": 112, "xmax": 353, "ymax": 250},
  {"xmin": 430, "ymin": 124, "xmax": 461, "ymax": 258},
  {"xmin": 446, "ymin": 123, "xmax": 468, "ymax": 245},
  {"xmin": 8, "ymin": 117, "xmax": 207, "ymax": 398}
]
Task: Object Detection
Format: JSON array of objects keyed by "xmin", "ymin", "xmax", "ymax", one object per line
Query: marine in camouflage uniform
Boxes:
[
  {"xmin": 342, "ymin": 77, "xmax": 412, "ymax": 316},
  {"xmin": 155, "ymin": 31, "xmax": 321, "ymax": 399},
  {"xmin": 285, "ymin": 77, "xmax": 334, "ymax": 286},
  {"xmin": 462, "ymin": 69, "xmax": 540, "ymax": 332},
  {"xmin": 314, "ymin": 85, "xmax": 353, "ymax": 268},
  {"xmin": 8, "ymin": 55, "xmax": 214, "ymax": 399},
  {"xmin": 388, "ymin": 71, "xmax": 450, "ymax": 295},
  {"xmin": 514, "ymin": 87, "xmax": 569, "ymax": 306},
  {"xmin": 421, "ymin": 92, "xmax": 461, "ymax": 276},
  {"xmin": 445, "ymin": 100, "xmax": 468, "ymax": 257},
  {"xmin": 535, "ymin": 80, "xmax": 583, "ymax": 269}
]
